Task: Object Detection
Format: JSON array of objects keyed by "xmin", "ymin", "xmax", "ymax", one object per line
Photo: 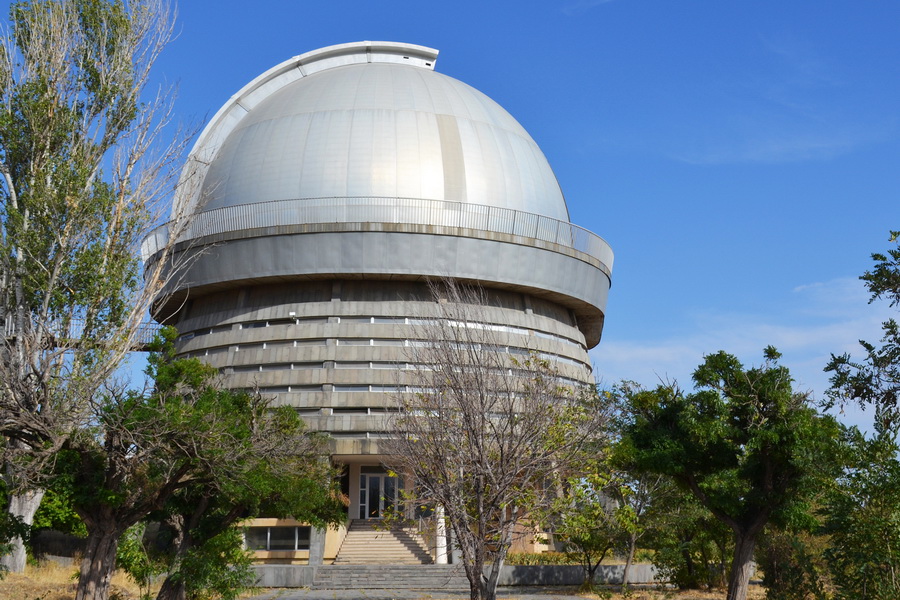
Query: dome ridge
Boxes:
[
  {"xmin": 180, "ymin": 42, "xmax": 570, "ymax": 222},
  {"xmin": 178, "ymin": 42, "xmax": 439, "ymax": 213}
]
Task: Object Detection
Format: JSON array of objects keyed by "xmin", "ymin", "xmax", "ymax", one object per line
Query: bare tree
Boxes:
[
  {"xmin": 386, "ymin": 280, "xmax": 608, "ymax": 600},
  {"xmin": 0, "ymin": 0, "xmax": 195, "ymax": 572}
]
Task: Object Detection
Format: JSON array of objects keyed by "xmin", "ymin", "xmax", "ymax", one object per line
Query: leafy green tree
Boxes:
[
  {"xmin": 116, "ymin": 523, "xmax": 166, "ymax": 600},
  {"xmin": 623, "ymin": 348, "xmax": 840, "ymax": 600},
  {"xmin": 544, "ymin": 467, "xmax": 624, "ymax": 591},
  {"xmin": 610, "ymin": 384, "xmax": 683, "ymax": 590},
  {"xmin": 160, "ymin": 527, "xmax": 254, "ymax": 600},
  {"xmin": 604, "ymin": 471, "xmax": 667, "ymax": 591},
  {"xmin": 56, "ymin": 330, "xmax": 336, "ymax": 600},
  {"xmin": 151, "ymin": 432, "xmax": 344, "ymax": 600},
  {"xmin": 753, "ymin": 452, "xmax": 835, "ymax": 600},
  {"xmin": 827, "ymin": 230, "xmax": 900, "ymax": 432},
  {"xmin": 27, "ymin": 478, "xmax": 87, "ymax": 562},
  {"xmin": 823, "ymin": 231, "xmax": 900, "ymax": 599},
  {"xmin": 823, "ymin": 430, "xmax": 900, "ymax": 600},
  {"xmin": 31, "ymin": 475, "xmax": 87, "ymax": 539},
  {"xmin": 0, "ymin": 0, "xmax": 193, "ymax": 573}
]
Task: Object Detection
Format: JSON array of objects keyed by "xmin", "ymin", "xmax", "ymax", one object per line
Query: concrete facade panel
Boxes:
[{"xmin": 167, "ymin": 231, "xmax": 607, "ymax": 344}]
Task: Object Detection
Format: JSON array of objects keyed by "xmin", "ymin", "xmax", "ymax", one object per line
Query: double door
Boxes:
[{"xmin": 359, "ymin": 472, "xmax": 400, "ymax": 519}]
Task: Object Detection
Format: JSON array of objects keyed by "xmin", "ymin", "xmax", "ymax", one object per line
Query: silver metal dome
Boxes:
[{"xmin": 183, "ymin": 41, "xmax": 569, "ymax": 221}]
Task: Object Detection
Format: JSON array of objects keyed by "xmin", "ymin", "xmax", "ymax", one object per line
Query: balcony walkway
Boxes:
[{"xmin": 1, "ymin": 318, "xmax": 161, "ymax": 351}]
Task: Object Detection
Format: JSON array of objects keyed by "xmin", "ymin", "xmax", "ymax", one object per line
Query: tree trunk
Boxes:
[
  {"xmin": 681, "ymin": 542, "xmax": 696, "ymax": 587},
  {"xmin": 156, "ymin": 514, "xmax": 189, "ymax": 600},
  {"xmin": 466, "ymin": 568, "xmax": 482, "ymax": 600},
  {"xmin": 460, "ymin": 550, "xmax": 483, "ymax": 600},
  {"xmin": 155, "ymin": 577, "xmax": 186, "ymax": 600},
  {"xmin": 75, "ymin": 528, "xmax": 121, "ymax": 600},
  {"xmin": 585, "ymin": 561, "xmax": 600, "ymax": 590},
  {"xmin": 1, "ymin": 488, "xmax": 44, "ymax": 573},
  {"xmin": 726, "ymin": 532, "xmax": 757, "ymax": 600},
  {"xmin": 622, "ymin": 533, "xmax": 636, "ymax": 589},
  {"xmin": 483, "ymin": 557, "xmax": 504, "ymax": 600}
]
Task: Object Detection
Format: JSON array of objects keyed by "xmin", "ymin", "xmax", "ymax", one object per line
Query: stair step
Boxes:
[
  {"xmin": 313, "ymin": 565, "xmax": 469, "ymax": 589},
  {"xmin": 332, "ymin": 519, "xmax": 432, "ymax": 566}
]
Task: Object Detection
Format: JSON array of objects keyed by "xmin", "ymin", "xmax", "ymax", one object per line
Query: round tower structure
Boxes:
[{"xmin": 145, "ymin": 41, "xmax": 613, "ymax": 531}]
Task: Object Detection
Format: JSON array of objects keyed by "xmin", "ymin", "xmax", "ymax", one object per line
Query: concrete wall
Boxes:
[
  {"xmin": 156, "ymin": 227, "xmax": 610, "ymax": 347},
  {"xmin": 498, "ymin": 564, "xmax": 659, "ymax": 586},
  {"xmin": 31, "ymin": 530, "xmax": 85, "ymax": 559},
  {"xmin": 253, "ymin": 565, "xmax": 317, "ymax": 588},
  {"xmin": 249, "ymin": 563, "xmax": 660, "ymax": 588},
  {"xmin": 170, "ymin": 279, "xmax": 599, "ymax": 460}
]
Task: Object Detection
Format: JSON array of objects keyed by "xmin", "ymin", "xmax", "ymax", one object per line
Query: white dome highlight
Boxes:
[{"xmin": 186, "ymin": 42, "xmax": 570, "ymax": 222}]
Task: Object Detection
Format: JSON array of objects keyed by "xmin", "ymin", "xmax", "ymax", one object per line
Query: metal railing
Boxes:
[
  {"xmin": 2, "ymin": 316, "xmax": 161, "ymax": 350},
  {"xmin": 142, "ymin": 197, "xmax": 614, "ymax": 270}
]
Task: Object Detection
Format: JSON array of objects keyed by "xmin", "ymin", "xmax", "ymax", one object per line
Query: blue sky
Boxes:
[{"xmin": 10, "ymin": 0, "xmax": 898, "ymax": 427}]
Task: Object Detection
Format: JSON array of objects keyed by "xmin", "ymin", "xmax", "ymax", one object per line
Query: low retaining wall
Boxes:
[
  {"xmin": 250, "ymin": 563, "xmax": 659, "ymax": 588},
  {"xmin": 498, "ymin": 564, "xmax": 658, "ymax": 586},
  {"xmin": 253, "ymin": 565, "xmax": 317, "ymax": 588},
  {"xmin": 31, "ymin": 530, "xmax": 85, "ymax": 559}
]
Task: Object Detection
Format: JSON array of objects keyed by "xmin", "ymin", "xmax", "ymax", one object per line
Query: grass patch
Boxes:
[{"xmin": 0, "ymin": 560, "xmax": 150, "ymax": 600}]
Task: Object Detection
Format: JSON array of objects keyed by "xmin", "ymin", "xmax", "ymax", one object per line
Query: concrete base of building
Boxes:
[
  {"xmin": 250, "ymin": 563, "xmax": 659, "ymax": 589},
  {"xmin": 498, "ymin": 564, "xmax": 658, "ymax": 586},
  {"xmin": 253, "ymin": 565, "xmax": 318, "ymax": 588}
]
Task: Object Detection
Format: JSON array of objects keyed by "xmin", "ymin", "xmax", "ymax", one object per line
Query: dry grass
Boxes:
[
  {"xmin": 0, "ymin": 560, "xmax": 148, "ymax": 600},
  {"xmin": 579, "ymin": 588, "xmax": 766, "ymax": 600}
]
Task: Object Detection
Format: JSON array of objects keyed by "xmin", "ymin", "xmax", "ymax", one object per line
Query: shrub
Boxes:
[
  {"xmin": 505, "ymin": 552, "xmax": 579, "ymax": 566},
  {"xmin": 757, "ymin": 530, "xmax": 830, "ymax": 600}
]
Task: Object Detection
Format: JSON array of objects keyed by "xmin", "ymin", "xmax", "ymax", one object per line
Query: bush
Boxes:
[
  {"xmin": 757, "ymin": 530, "xmax": 830, "ymax": 600},
  {"xmin": 173, "ymin": 527, "xmax": 254, "ymax": 600},
  {"xmin": 644, "ymin": 494, "xmax": 731, "ymax": 590},
  {"xmin": 505, "ymin": 552, "xmax": 579, "ymax": 565},
  {"xmin": 650, "ymin": 535, "xmax": 729, "ymax": 590},
  {"xmin": 116, "ymin": 524, "xmax": 166, "ymax": 600}
]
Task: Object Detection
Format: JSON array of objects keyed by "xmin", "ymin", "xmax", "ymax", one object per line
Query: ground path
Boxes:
[{"xmin": 248, "ymin": 587, "xmax": 587, "ymax": 600}]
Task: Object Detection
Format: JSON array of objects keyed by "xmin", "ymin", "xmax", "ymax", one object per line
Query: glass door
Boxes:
[{"xmin": 359, "ymin": 472, "xmax": 400, "ymax": 519}]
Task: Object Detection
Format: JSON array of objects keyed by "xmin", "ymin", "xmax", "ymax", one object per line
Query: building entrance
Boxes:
[{"xmin": 359, "ymin": 470, "xmax": 400, "ymax": 519}]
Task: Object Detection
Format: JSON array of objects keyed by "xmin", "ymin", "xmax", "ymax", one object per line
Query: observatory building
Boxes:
[{"xmin": 146, "ymin": 41, "xmax": 613, "ymax": 565}]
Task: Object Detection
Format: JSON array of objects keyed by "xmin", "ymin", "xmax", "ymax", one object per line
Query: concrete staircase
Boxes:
[
  {"xmin": 312, "ymin": 565, "xmax": 469, "ymax": 590},
  {"xmin": 332, "ymin": 519, "xmax": 432, "ymax": 565}
]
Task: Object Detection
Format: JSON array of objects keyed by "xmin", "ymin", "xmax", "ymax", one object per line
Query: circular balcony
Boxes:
[{"xmin": 142, "ymin": 196, "xmax": 613, "ymax": 277}]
